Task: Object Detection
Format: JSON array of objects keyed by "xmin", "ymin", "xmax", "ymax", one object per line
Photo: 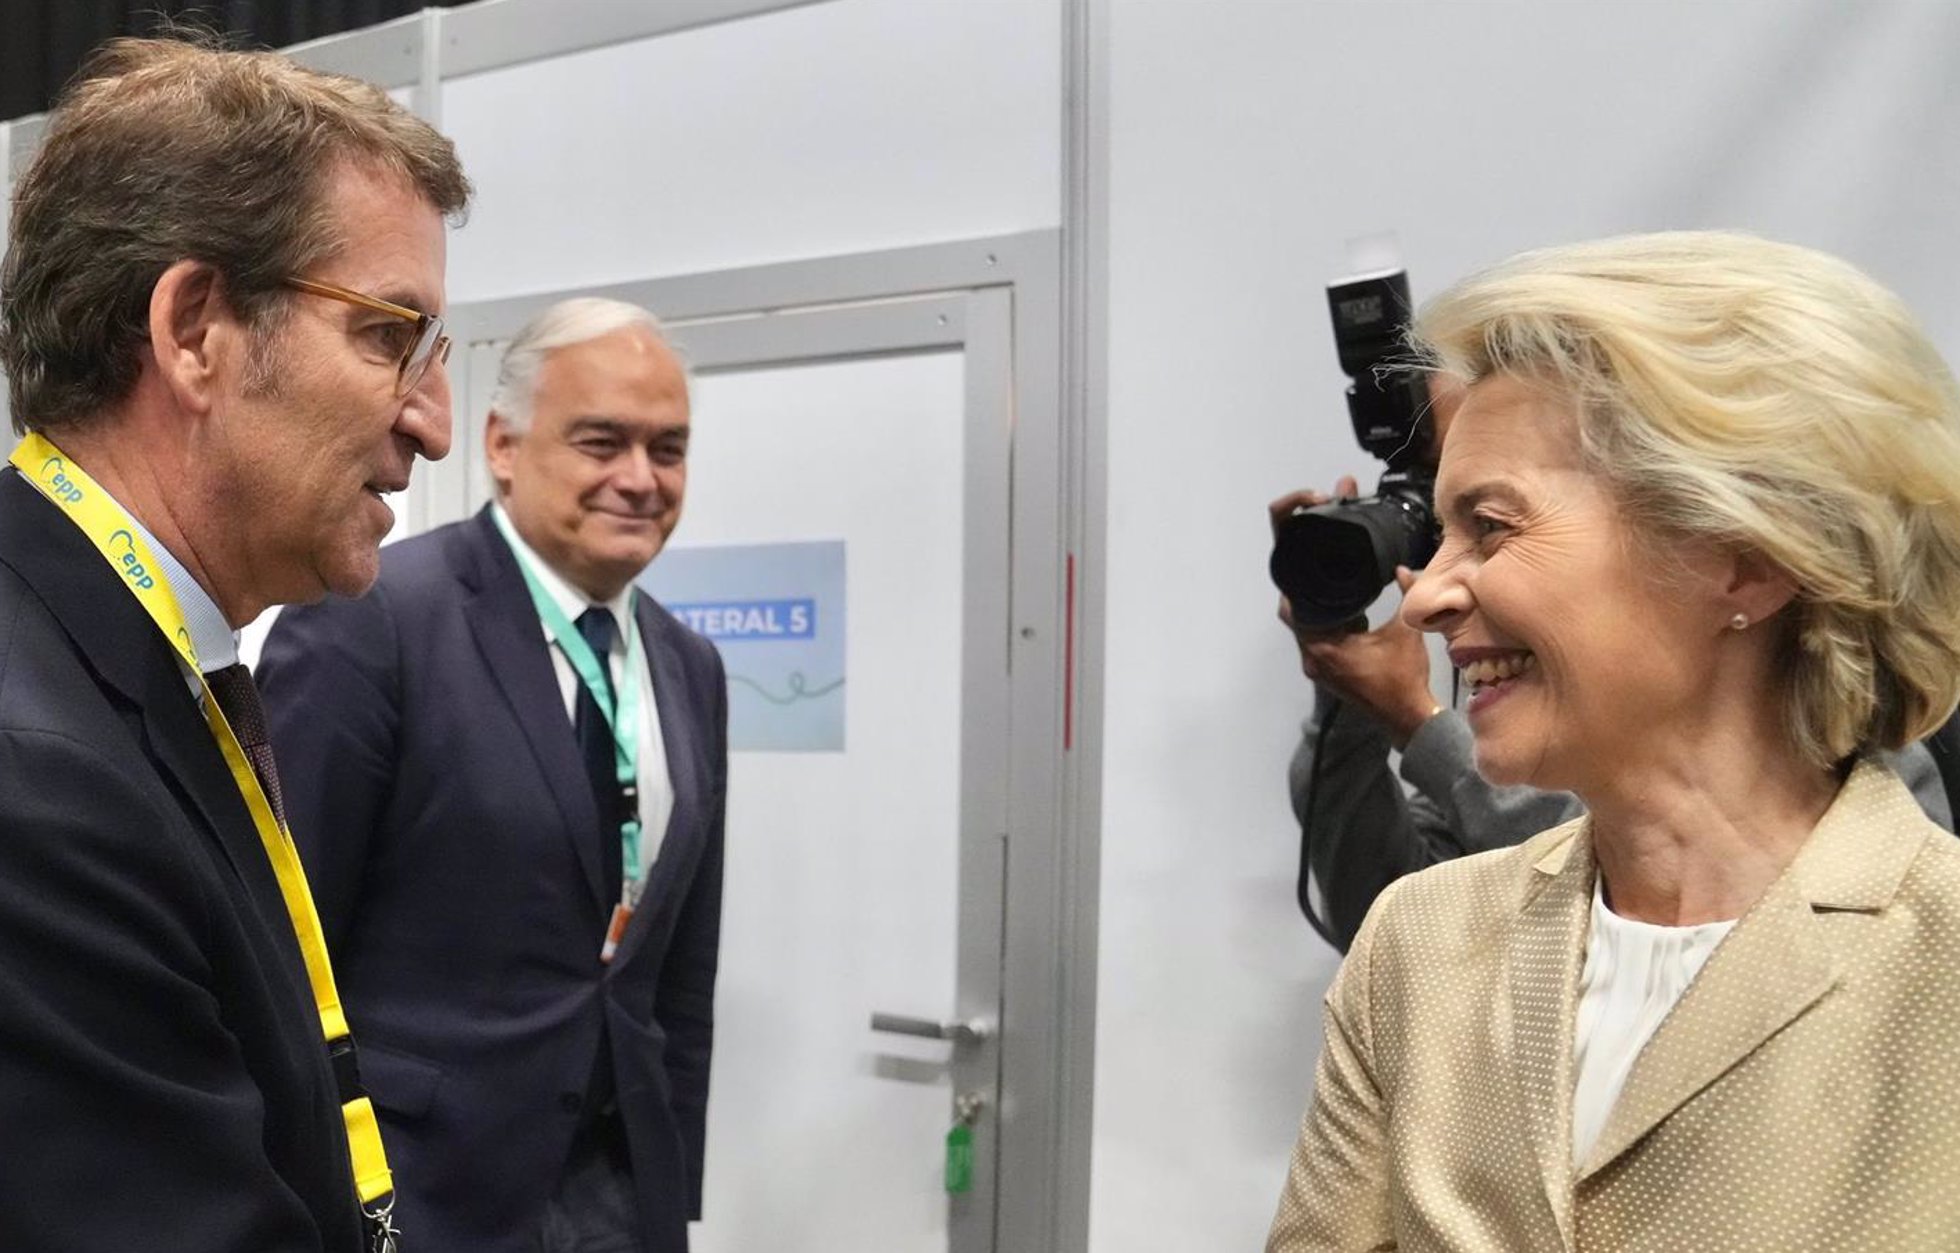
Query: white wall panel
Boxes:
[
  {"xmin": 440, "ymin": 0, "xmax": 1063, "ymax": 303},
  {"xmin": 1096, "ymin": 2, "xmax": 1960, "ymax": 1249}
]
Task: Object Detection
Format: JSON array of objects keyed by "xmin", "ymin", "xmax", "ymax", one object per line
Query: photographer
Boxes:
[{"xmin": 1278, "ymin": 448, "xmax": 1957, "ymax": 955}]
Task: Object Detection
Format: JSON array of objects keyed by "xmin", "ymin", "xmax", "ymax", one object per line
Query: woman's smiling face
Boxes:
[{"xmin": 1400, "ymin": 375, "xmax": 1733, "ymax": 795}]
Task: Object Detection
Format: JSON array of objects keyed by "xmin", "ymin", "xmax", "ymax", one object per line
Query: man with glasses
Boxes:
[
  {"xmin": 0, "ymin": 36, "xmax": 467, "ymax": 1251},
  {"xmin": 286, "ymin": 275, "xmax": 456, "ymax": 396},
  {"xmin": 259, "ymin": 297, "xmax": 724, "ymax": 1253}
]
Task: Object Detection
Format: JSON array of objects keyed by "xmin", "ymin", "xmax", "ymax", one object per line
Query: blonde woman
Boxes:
[{"xmin": 1268, "ymin": 232, "xmax": 1960, "ymax": 1251}]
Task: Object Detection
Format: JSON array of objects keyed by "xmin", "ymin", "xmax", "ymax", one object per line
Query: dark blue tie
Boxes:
[
  {"xmin": 573, "ymin": 607, "xmax": 624, "ymax": 907},
  {"xmin": 205, "ymin": 663, "xmax": 286, "ymax": 827}
]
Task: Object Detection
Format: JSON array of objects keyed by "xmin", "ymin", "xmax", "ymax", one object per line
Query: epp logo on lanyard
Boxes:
[
  {"xmin": 39, "ymin": 456, "xmax": 85, "ymax": 506},
  {"xmin": 108, "ymin": 529, "xmax": 158, "ymax": 591}
]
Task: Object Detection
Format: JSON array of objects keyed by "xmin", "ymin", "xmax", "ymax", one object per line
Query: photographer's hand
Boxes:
[
  {"xmin": 1294, "ymin": 567, "xmax": 1439, "ymax": 750},
  {"xmin": 1268, "ymin": 476, "xmax": 1360, "ymax": 633}
]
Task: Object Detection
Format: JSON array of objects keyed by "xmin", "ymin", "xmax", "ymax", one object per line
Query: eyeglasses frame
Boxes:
[{"xmin": 281, "ymin": 276, "xmax": 452, "ymax": 396}]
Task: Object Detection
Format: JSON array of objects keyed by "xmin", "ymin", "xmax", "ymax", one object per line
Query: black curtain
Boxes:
[{"xmin": 1, "ymin": 1, "xmax": 470, "ymax": 123}]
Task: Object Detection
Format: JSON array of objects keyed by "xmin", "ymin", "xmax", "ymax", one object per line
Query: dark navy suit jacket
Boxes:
[
  {"xmin": 0, "ymin": 467, "xmax": 364, "ymax": 1250},
  {"xmin": 259, "ymin": 506, "xmax": 727, "ymax": 1253}
]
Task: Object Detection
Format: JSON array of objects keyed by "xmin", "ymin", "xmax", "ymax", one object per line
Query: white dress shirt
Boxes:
[
  {"xmin": 493, "ymin": 504, "xmax": 673, "ymax": 882},
  {"xmin": 1571, "ymin": 879, "xmax": 1736, "ymax": 1166}
]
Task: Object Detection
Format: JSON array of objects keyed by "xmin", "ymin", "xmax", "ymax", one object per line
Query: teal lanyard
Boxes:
[{"xmin": 492, "ymin": 509, "xmax": 645, "ymax": 891}]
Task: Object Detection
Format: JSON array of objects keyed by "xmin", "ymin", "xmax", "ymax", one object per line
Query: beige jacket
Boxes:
[{"xmin": 1268, "ymin": 761, "xmax": 1960, "ymax": 1251}]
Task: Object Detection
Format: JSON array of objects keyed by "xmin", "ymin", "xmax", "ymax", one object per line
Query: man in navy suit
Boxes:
[
  {"xmin": 260, "ymin": 297, "xmax": 726, "ymax": 1253},
  {"xmin": 0, "ymin": 36, "xmax": 467, "ymax": 1251}
]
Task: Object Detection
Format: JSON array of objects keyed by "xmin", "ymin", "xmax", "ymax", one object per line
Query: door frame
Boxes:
[{"xmin": 438, "ymin": 230, "xmax": 1090, "ymax": 1252}]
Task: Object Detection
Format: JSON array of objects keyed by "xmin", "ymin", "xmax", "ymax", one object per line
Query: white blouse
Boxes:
[{"xmin": 1570, "ymin": 881, "xmax": 1736, "ymax": 1166}]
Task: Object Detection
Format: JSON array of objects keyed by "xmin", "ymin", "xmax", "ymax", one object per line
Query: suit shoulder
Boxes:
[
  {"xmin": 0, "ymin": 561, "xmax": 32, "ymax": 679},
  {"xmin": 0, "ymin": 568, "xmax": 109, "ymax": 735},
  {"xmin": 1366, "ymin": 818, "xmax": 1584, "ymax": 948},
  {"xmin": 0, "ymin": 594, "xmax": 205, "ymax": 875},
  {"xmin": 373, "ymin": 519, "xmax": 479, "ymax": 600},
  {"xmin": 1903, "ymin": 821, "xmax": 1960, "ymax": 899},
  {"xmin": 275, "ymin": 520, "xmax": 475, "ymax": 638},
  {"xmin": 640, "ymin": 596, "xmax": 724, "ymax": 675}
]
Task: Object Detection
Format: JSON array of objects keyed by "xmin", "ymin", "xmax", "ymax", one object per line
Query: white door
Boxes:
[{"xmin": 668, "ymin": 342, "xmax": 1003, "ymax": 1252}]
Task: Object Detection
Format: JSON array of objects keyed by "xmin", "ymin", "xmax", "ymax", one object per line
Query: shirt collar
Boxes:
[
  {"xmin": 84, "ymin": 483, "xmax": 240, "ymax": 687},
  {"xmin": 491, "ymin": 503, "xmax": 635, "ymax": 641}
]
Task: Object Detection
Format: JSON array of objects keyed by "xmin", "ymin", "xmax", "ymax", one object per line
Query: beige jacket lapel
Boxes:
[
  {"xmin": 1576, "ymin": 761, "xmax": 1922, "ymax": 1183},
  {"xmin": 1505, "ymin": 820, "xmax": 1593, "ymax": 1250}
]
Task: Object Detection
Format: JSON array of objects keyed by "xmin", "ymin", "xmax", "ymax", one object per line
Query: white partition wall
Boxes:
[
  {"xmin": 13, "ymin": 1, "xmax": 1960, "ymax": 1249},
  {"xmin": 440, "ymin": 0, "xmax": 1062, "ymax": 301},
  {"xmin": 1094, "ymin": 1, "xmax": 1960, "ymax": 1249}
]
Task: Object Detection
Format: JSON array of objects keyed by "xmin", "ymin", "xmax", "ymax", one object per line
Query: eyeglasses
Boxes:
[{"xmin": 282, "ymin": 276, "xmax": 452, "ymax": 396}]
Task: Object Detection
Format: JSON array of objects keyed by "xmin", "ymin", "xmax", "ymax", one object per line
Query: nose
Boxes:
[
  {"xmin": 396, "ymin": 360, "xmax": 454, "ymax": 463},
  {"xmin": 613, "ymin": 446, "xmax": 660, "ymax": 498},
  {"xmin": 1399, "ymin": 557, "xmax": 1470, "ymax": 635}
]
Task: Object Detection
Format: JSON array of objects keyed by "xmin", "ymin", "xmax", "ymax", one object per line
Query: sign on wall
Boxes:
[{"xmin": 639, "ymin": 540, "xmax": 846, "ymax": 752}]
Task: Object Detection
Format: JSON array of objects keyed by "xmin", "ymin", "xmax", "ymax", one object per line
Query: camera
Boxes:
[{"xmin": 1268, "ymin": 269, "xmax": 1437, "ymax": 631}]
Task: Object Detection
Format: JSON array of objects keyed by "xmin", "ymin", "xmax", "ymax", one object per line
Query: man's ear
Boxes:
[
  {"xmin": 1723, "ymin": 548, "xmax": 1800, "ymax": 631},
  {"xmin": 484, "ymin": 410, "xmax": 519, "ymax": 496},
  {"xmin": 147, "ymin": 259, "xmax": 236, "ymax": 415}
]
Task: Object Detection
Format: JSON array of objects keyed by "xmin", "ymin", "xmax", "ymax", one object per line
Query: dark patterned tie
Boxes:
[
  {"xmin": 205, "ymin": 662, "xmax": 287, "ymax": 827},
  {"xmin": 574, "ymin": 608, "xmax": 624, "ymax": 906}
]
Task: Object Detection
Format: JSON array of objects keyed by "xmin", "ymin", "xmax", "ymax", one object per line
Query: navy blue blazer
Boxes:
[
  {"xmin": 259, "ymin": 506, "xmax": 727, "ymax": 1253},
  {"xmin": 0, "ymin": 467, "xmax": 364, "ymax": 1250}
]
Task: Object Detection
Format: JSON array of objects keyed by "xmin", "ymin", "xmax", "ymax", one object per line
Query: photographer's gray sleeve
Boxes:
[
  {"xmin": 1397, "ymin": 710, "xmax": 1584, "ymax": 852},
  {"xmin": 1290, "ymin": 691, "xmax": 1579, "ymax": 950},
  {"xmin": 1880, "ymin": 740, "xmax": 1953, "ymax": 831}
]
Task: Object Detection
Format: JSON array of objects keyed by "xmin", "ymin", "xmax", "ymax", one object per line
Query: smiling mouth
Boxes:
[{"xmin": 1460, "ymin": 651, "xmax": 1536, "ymax": 695}]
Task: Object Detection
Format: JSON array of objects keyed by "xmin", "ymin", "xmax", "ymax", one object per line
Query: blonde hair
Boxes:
[{"xmin": 1412, "ymin": 230, "xmax": 1960, "ymax": 766}]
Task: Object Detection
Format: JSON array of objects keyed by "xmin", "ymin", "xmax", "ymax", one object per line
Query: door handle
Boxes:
[{"xmin": 870, "ymin": 1011, "xmax": 993, "ymax": 1044}]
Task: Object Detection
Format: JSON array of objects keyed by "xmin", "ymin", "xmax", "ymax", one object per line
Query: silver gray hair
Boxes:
[{"xmin": 487, "ymin": 296, "xmax": 685, "ymax": 433}]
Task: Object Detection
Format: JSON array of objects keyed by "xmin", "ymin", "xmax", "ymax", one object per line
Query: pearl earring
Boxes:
[{"xmin": 1729, "ymin": 613, "xmax": 1749, "ymax": 631}]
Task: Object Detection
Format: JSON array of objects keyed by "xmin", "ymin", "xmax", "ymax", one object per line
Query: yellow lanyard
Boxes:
[{"xmin": 6, "ymin": 434, "xmax": 394, "ymax": 1211}]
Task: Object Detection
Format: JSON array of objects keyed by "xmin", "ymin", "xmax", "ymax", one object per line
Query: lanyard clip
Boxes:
[{"xmin": 365, "ymin": 1195, "xmax": 401, "ymax": 1253}]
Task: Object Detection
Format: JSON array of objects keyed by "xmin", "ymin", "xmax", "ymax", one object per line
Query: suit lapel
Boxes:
[
  {"xmin": 1577, "ymin": 872, "xmax": 1835, "ymax": 1180},
  {"xmin": 1577, "ymin": 761, "xmax": 1917, "ymax": 1181},
  {"xmin": 143, "ymin": 662, "xmax": 281, "ymax": 890},
  {"xmin": 0, "ymin": 469, "xmax": 313, "ymax": 1011},
  {"xmin": 458, "ymin": 509, "xmax": 609, "ymax": 916},
  {"xmin": 1505, "ymin": 821, "xmax": 1592, "ymax": 1249},
  {"xmin": 611, "ymin": 599, "xmax": 704, "ymax": 969},
  {"xmin": 139, "ymin": 661, "xmax": 319, "ymax": 1010}
]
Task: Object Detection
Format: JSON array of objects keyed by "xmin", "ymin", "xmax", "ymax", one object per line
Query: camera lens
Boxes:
[{"xmin": 1269, "ymin": 481, "xmax": 1436, "ymax": 630}]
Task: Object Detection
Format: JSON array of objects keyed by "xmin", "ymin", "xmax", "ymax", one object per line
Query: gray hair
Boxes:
[{"xmin": 487, "ymin": 296, "xmax": 684, "ymax": 433}]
